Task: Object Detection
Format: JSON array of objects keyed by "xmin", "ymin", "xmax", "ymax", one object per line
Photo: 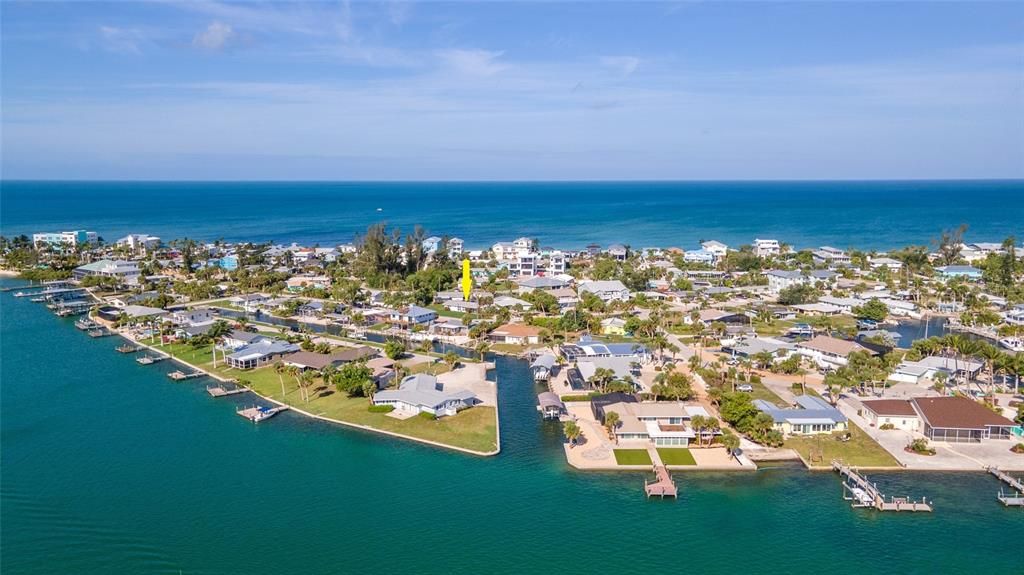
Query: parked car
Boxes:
[{"xmin": 736, "ymin": 383, "xmax": 754, "ymax": 393}]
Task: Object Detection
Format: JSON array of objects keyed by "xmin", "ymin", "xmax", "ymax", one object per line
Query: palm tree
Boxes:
[
  {"xmin": 978, "ymin": 344, "xmax": 1003, "ymax": 395},
  {"xmin": 273, "ymin": 360, "xmax": 287, "ymax": 396},
  {"xmin": 563, "ymin": 420, "xmax": 582, "ymax": 448},
  {"xmin": 604, "ymin": 411, "xmax": 620, "ymax": 441},
  {"xmin": 299, "ymin": 370, "xmax": 316, "ymax": 403},
  {"xmin": 443, "ymin": 351, "xmax": 459, "ymax": 370},
  {"xmin": 475, "ymin": 342, "xmax": 490, "ymax": 361}
]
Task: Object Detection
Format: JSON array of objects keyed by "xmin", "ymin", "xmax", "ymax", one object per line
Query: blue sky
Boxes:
[{"xmin": 2, "ymin": 1, "xmax": 1022, "ymax": 180}]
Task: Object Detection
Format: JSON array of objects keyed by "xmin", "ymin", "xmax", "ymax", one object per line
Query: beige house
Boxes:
[
  {"xmin": 489, "ymin": 323, "xmax": 543, "ymax": 345},
  {"xmin": 861, "ymin": 400, "xmax": 920, "ymax": 432}
]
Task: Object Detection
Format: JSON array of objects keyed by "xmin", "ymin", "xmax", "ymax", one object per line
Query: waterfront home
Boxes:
[
  {"xmin": 226, "ymin": 338, "xmax": 300, "ymax": 369},
  {"xmin": 682, "ymin": 248, "xmax": 716, "ymax": 265},
  {"xmin": 601, "ymin": 317, "xmax": 628, "ymax": 335},
  {"xmin": 548, "ymin": 287, "xmax": 580, "ymax": 310},
  {"xmin": 447, "ymin": 238, "xmax": 464, "ymax": 258},
  {"xmin": 600, "ymin": 401, "xmax": 713, "ymax": 447},
  {"xmin": 433, "ymin": 289, "xmax": 464, "ymax": 302},
  {"xmin": 116, "ymin": 234, "xmax": 161, "ymax": 255},
  {"xmin": 283, "ymin": 346, "xmax": 377, "ymax": 371},
  {"xmin": 387, "ymin": 305, "xmax": 437, "ymax": 328},
  {"xmin": 220, "ymin": 329, "xmax": 269, "ymax": 350},
  {"xmin": 119, "ymin": 304, "xmax": 168, "ymax": 321},
  {"xmin": 493, "ymin": 295, "xmax": 533, "ymax": 310},
  {"xmin": 752, "ymin": 395, "xmax": 848, "ymax": 437},
  {"xmin": 790, "ymin": 302, "xmax": 844, "ymax": 316},
  {"xmin": 935, "ymin": 265, "xmax": 982, "ymax": 281},
  {"xmin": 530, "ymin": 354, "xmax": 557, "ymax": 382},
  {"xmin": 72, "ymin": 259, "xmax": 141, "ymax": 283},
  {"xmin": 701, "ymin": 240, "xmax": 729, "ymax": 261},
  {"xmin": 544, "ymin": 250, "xmax": 568, "ymax": 274},
  {"xmin": 753, "ymin": 238, "xmax": 781, "ymax": 258},
  {"xmin": 489, "ymin": 323, "xmax": 543, "ymax": 345},
  {"xmin": 560, "ymin": 337, "xmax": 650, "ymax": 362},
  {"xmin": 721, "ymin": 337, "xmax": 796, "ymax": 361},
  {"xmin": 888, "ymin": 355, "xmax": 984, "ymax": 384},
  {"xmin": 430, "ymin": 318, "xmax": 468, "ymax": 337},
  {"xmin": 575, "ymin": 356, "xmax": 641, "ymax": 389},
  {"xmin": 372, "ymin": 374, "xmax": 478, "ymax": 417},
  {"xmin": 422, "ymin": 236, "xmax": 443, "ymax": 254},
  {"xmin": 33, "ymin": 230, "xmax": 98, "ymax": 250},
  {"xmin": 169, "ymin": 307, "xmax": 217, "ymax": 327},
  {"xmin": 795, "ymin": 335, "xmax": 872, "ymax": 368},
  {"xmin": 861, "ymin": 400, "xmax": 920, "ymax": 431},
  {"xmin": 960, "ymin": 242, "xmax": 1008, "ymax": 263},
  {"xmin": 537, "ymin": 392, "xmax": 566, "ymax": 419},
  {"xmin": 228, "ymin": 293, "xmax": 269, "ymax": 312},
  {"xmin": 818, "ymin": 296, "xmax": 863, "ymax": 315},
  {"xmin": 366, "ymin": 357, "xmax": 397, "ymax": 388},
  {"xmin": 607, "ymin": 244, "xmax": 629, "ymax": 261},
  {"xmin": 577, "ymin": 280, "xmax": 631, "ymax": 302},
  {"xmin": 812, "ymin": 246, "xmax": 852, "ymax": 268},
  {"xmin": 910, "ymin": 396, "xmax": 1015, "ymax": 442}
]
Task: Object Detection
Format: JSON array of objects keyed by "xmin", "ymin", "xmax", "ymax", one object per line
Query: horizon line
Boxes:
[{"xmin": 3, "ymin": 177, "xmax": 1023, "ymax": 184}]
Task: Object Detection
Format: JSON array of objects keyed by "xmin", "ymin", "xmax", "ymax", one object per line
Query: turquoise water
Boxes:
[
  {"xmin": 2, "ymin": 180, "xmax": 1022, "ymax": 250},
  {"xmin": 2, "ymin": 280, "xmax": 1023, "ymax": 574}
]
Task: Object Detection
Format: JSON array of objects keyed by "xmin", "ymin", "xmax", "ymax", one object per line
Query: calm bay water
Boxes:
[
  {"xmin": 2, "ymin": 180, "xmax": 1022, "ymax": 250},
  {"xmin": 2, "ymin": 281, "xmax": 1023, "ymax": 574}
]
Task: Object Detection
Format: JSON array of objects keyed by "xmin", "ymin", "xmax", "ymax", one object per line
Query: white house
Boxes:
[
  {"xmin": 701, "ymin": 240, "xmax": 728, "ymax": 261},
  {"xmin": 795, "ymin": 335, "xmax": 871, "ymax": 367},
  {"xmin": 753, "ymin": 238, "xmax": 781, "ymax": 258},
  {"xmin": 117, "ymin": 234, "xmax": 161, "ymax": 254},
  {"xmin": 448, "ymin": 237, "xmax": 464, "ymax": 259},
  {"xmin": 372, "ymin": 374, "xmax": 478, "ymax": 418},
  {"xmin": 869, "ymin": 256, "xmax": 903, "ymax": 272},
  {"xmin": 577, "ymin": 280, "xmax": 631, "ymax": 302}
]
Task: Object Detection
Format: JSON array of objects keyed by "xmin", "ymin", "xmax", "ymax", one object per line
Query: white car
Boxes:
[{"xmin": 736, "ymin": 383, "xmax": 754, "ymax": 393}]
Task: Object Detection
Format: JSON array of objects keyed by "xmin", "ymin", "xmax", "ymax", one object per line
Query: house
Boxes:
[
  {"xmin": 493, "ymin": 295, "xmax": 532, "ymax": 310},
  {"xmin": 721, "ymin": 337, "xmax": 796, "ymax": 361},
  {"xmin": 888, "ymin": 355, "xmax": 984, "ymax": 384},
  {"xmin": 795, "ymin": 335, "xmax": 872, "ymax": 367},
  {"xmin": 861, "ymin": 400, "xmax": 920, "ymax": 431},
  {"xmin": 517, "ymin": 276, "xmax": 570, "ymax": 292},
  {"xmin": 682, "ymin": 249, "xmax": 716, "ymax": 265},
  {"xmin": 388, "ymin": 305, "xmax": 438, "ymax": 328},
  {"xmin": 911, "ymin": 396, "xmax": 1015, "ymax": 442},
  {"xmin": 812, "ymin": 246, "xmax": 852, "ymax": 268},
  {"xmin": 701, "ymin": 240, "xmax": 728, "ymax": 261},
  {"xmin": 448, "ymin": 238, "xmax": 464, "ymax": 259},
  {"xmin": 766, "ymin": 269, "xmax": 837, "ymax": 294},
  {"xmin": 607, "ymin": 244, "xmax": 629, "ymax": 261},
  {"xmin": 225, "ymin": 338, "xmax": 300, "ymax": 369},
  {"xmin": 283, "ymin": 346, "xmax": 377, "ymax": 371},
  {"xmin": 601, "ymin": 317, "xmax": 628, "ymax": 336},
  {"xmin": 531, "ymin": 354, "xmax": 557, "ymax": 382},
  {"xmin": 169, "ymin": 307, "xmax": 217, "ymax": 327},
  {"xmin": 600, "ymin": 401, "xmax": 713, "ymax": 447},
  {"xmin": 575, "ymin": 356, "xmax": 641, "ymax": 388},
  {"xmin": 492, "ymin": 242, "xmax": 517, "ymax": 260},
  {"xmin": 228, "ymin": 293, "xmax": 269, "ymax": 312},
  {"xmin": 489, "ymin": 323, "xmax": 543, "ymax": 345},
  {"xmin": 753, "ymin": 395, "xmax": 848, "ymax": 436},
  {"xmin": 119, "ymin": 305, "xmax": 168, "ymax": 321},
  {"xmin": 577, "ymin": 280, "xmax": 631, "ymax": 302},
  {"xmin": 545, "ymin": 250, "xmax": 567, "ymax": 274},
  {"xmin": 443, "ymin": 300, "xmax": 479, "ymax": 313},
  {"xmin": 72, "ymin": 259, "xmax": 141, "ymax": 282},
  {"xmin": 935, "ymin": 265, "xmax": 982, "ymax": 281},
  {"xmin": 286, "ymin": 275, "xmax": 332, "ymax": 292},
  {"xmin": 753, "ymin": 238, "xmax": 781, "ymax": 258},
  {"xmin": 549, "ymin": 288, "xmax": 579, "ymax": 310},
  {"xmin": 430, "ymin": 318, "xmax": 468, "ymax": 337},
  {"xmin": 33, "ymin": 230, "xmax": 97, "ymax": 250},
  {"xmin": 220, "ymin": 329, "xmax": 269, "ymax": 350},
  {"xmin": 116, "ymin": 234, "xmax": 161, "ymax": 254},
  {"xmin": 371, "ymin": 374, "xmax": 478, "ymax": 417},
  {"xmin": 869, "ymin": 257, "xmax": 903, "ymax": 271},
  {"xmin": 422, "ymin": 236, "xmax": 443, "ymax": 254},
  {"xmin": 560, "ymin": 337, "xmax": 650, "ymax": 362},
  {"xmin": 687, "ymin": 309, "xmax": 750, "ymax": 326}
]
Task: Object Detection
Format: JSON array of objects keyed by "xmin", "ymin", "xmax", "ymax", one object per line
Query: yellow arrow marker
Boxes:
[{"xmin": 461, "ymin": 258, "xmax": 473, "ymax": 301}]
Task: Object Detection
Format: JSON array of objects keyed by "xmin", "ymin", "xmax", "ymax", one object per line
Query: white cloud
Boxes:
[
  {"xmin": 435, "ymin": 49, "xmax": 507, "ymax": 76},
  {"xmin": 193, "ymin": 21, "xmax": 234, "ymax": 51},
  {"xmin": 99, "ymin": 26, "xmax": 146, "ymax": 54},
  {"xmin": 601, "ymin": 56, "xmax": 640, "ymax": 77}
]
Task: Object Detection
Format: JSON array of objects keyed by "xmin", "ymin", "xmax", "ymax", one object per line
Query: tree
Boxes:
[
  {"xmin": 721, "ymin": 431, "xmax": 740, "ymax": 454},
  {"xmin": 587, "ymin": 367, "xmax": 616, "ymax": 392},
  {"xmin": 777, "ymin": 284, "xmax": 818, "ymax": 305},
  {"xmin": 852, "ymin": 299, "xmax": 888, "ymax": 322},
  {"xmin": 604, "ymin": 411, "xmax": 620, "ymax": 441},
  {"xmin": 384, "ymin": 340, "xmax": 406, "ymax": 360},
  {"xmin": 273, "ymin": 360, "xmax": 287, "ymax": 396},
  {"xmin": 334, "ymin": 361, "xmax": 374, "ymax": 396},
  {"xmin": 563, "ymin": 420, "xmax": 582, "ymax": 447},
  {"xmin": 443, "ymin": 351, "xmax": 460, "ymax": 370},
  {"xmin": 934, "ymin": 224, "xmax": 968, "ymax": 266}
]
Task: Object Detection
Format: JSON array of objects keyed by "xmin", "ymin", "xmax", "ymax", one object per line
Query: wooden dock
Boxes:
[
  {"xmin": 987, "ymin": 467, "xmax": 1024, "ymax": 507},
  {"xmin": 236, "ymin": 405, "xmax": 288, "ymax": 422},
  {"xmin": 207, "ymin": 385, "xmax": 248, "ymax": 397},
  {"xmin": 87, "ymin": 328, "xmax": 114, "ymax": 338},
  {"xmin": 115, "ymin": 344, "xmax": 140, "ymax": 353},
  {"xmin": 832, "ymin": 460, "xmax": 932, "ymax": 512},
  {"xmin": 136, "ymin": 354, "xmax": 170, "ymax": 365},
  {"xmin": 644, "ymin": 464, "xmax": 678, "ymax": 498},
  {"xmin": 168, "ymin": 370, "xmax": 204, "ymax": 381}
]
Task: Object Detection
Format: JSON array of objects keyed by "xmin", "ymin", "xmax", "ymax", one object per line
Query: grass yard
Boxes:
[
  {"xmin": 784, "ymin": 422, "xmax": 899, "ymax": 468},
  {"xmin": 657, "ymin": 448, "xmax": 696, "ymax": 465},
  {"xmin": 427, "ymin": 304, "xmax": 466, "ymax": 319},
  {"xmin": 744, "ymin": 378, "xmax": 786, "ymax": 404},
  {"xmin": 613, "ymin": 449, "xmax": 653, "ymax": 466},
  {"xmin": 187, "ymin": 356, "xmax": 497, "ymax": 453},
  {"xmin": 488, "ymin": 343, "xmax": 527, "ymax": 354}
]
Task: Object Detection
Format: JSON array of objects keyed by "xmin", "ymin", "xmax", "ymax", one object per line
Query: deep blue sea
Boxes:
[{"xmin": 2, "ymin": 180, "xmax": 1021, "ymax": 250}]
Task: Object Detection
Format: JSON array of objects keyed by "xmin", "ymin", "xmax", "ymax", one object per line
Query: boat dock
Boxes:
[
  {"xmin": 75, "ymin": 318, "xmax": 100, "ymax": 330},
  {"xmin": 87, "ymin": 328, "xmax": 114, "ymax": 338},
  {"xmin": 168, "ymin": 370, "xmax": 204, "ymax": 381},
  {"xmin": 207, "ymin": 385, "xmax": 249, "ymax": 397},
  {"xmin": 115, "ymin": 343, "xmax": 140, "ymax": 353},
  {"xmin": 237, "ymin": 405, "xmax": 288, "ymax": 422},
  {"xmin": 136, "ymin": 354, "xmax": 170, "ymax": 365},
  {"xmin": 644, "ymin": 465, "xmax": 678, "ymax": 498},
  {"xmin": 987, "ymin": 467, "xmax": 1024, "ymax": 507},
  {"xmin": 832, "ymin": 460, "xmax": 932, "ymax": 512}
]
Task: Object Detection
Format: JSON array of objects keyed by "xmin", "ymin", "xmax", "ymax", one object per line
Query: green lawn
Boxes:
[
  {"xmin": 657, "ymin": 448, "xmax": 696, "ymax": 465},
  {"xmin": 613, "ymin": 449, "xmax": 653, "ymax": 466},
  {"xmin": 427, "ymin": 304, "xmax": 466, "ymax": 319},
  {"xmin": 784, "ymin": 422, "xmax": 899, "ymax": 468},
  {"xmin": 177, "ymin": 352, "xmax": 497, "ymax": 453},
  {"xmin": 745, "ymin": 379, "xmax": 786, "ymax": 404}
]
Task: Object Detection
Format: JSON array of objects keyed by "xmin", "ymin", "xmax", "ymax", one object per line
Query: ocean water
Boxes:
[
  {"xmin": 1, "ymin": 180, "xmax": 1022, "ymax": 251},
  {"xmin": 2, "ymin": 281, "xmax": 1024, "ymax": 574}
]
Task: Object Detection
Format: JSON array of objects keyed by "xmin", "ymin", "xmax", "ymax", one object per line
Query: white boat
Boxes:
[
  {"xmin": 999, "ymin": 338, "xmax": 1024, "ymax": 353},
  {"xmin": 850, "ymin": 487, "xmax": 874, "ymax": 506}
]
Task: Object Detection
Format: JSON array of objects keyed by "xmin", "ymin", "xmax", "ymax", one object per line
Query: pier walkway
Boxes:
[
  {"xmin": 207, "ymin": 385, "xmax": 248, "ymax": 397},
  {"xmin": 136, "ymin": 354, "xmax": 170, "ymax": 365},
  {"xmin": 832, "ymin": 460, "xmax": 932, "ymax": 512},
  {"xmin": 644, "ymin": 447, "xmax": 678, "ymax": 498},
  {"xmin": 168, "ymin": 370, "xmax": 204, "ymax": 381},
  {"xmin": 987, "ymin": 467, "xmax": 1024, "ymax": 507}
]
